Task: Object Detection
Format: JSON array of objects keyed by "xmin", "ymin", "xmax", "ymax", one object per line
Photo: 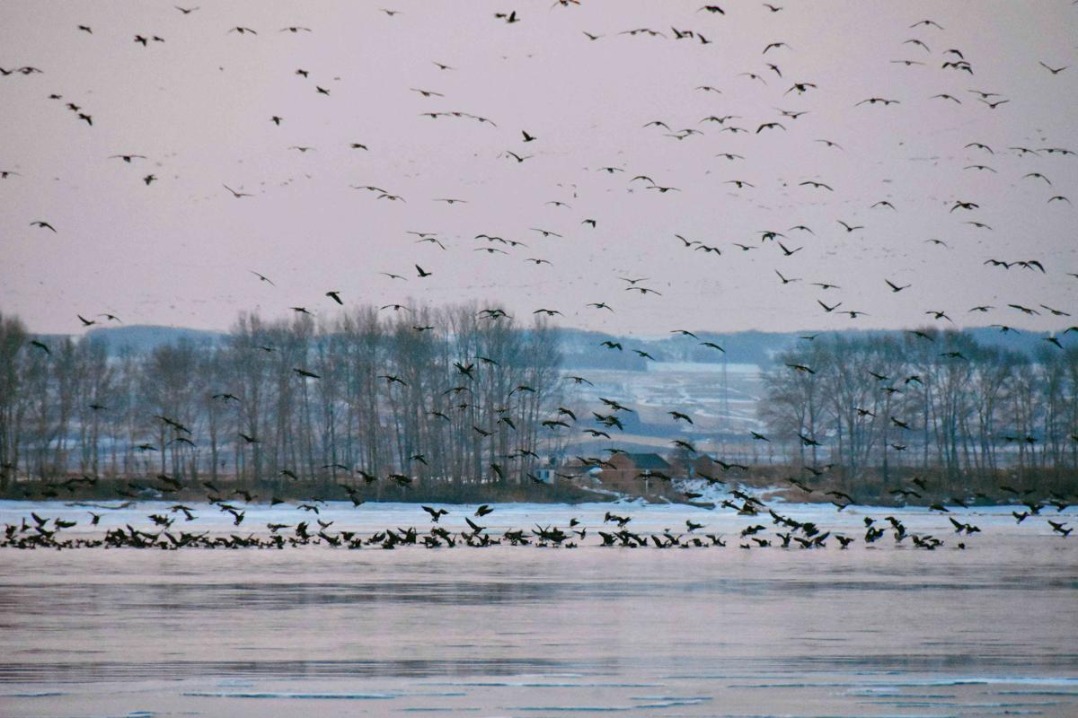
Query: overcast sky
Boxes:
[{"xmin": 1, "ymin": 1, "xmax": 1076, "ymax": 338}]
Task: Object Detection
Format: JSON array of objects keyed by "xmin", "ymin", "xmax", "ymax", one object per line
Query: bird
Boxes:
[
  {"xmin": 30, "ymin": 220, "xmax": 56, "ymax": 232},
  {"xmin": 422, "ymin": 506, "xmax": 448, "ymax": 522},
  {"xmin": 817, "ymin": 300, "xmax": 841, "ymax": 313},
  {"xmin": 249, "ymin": 271, "xmax": 274, "ymax": 286},
  {"xmin": 223, "ymin": 184, "xmax": 252, "ymax": 198}
]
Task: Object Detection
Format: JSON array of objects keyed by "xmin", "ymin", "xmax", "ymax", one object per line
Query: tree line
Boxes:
[
  {"xmin": 0, "ymin": 306, "xmax": 567, "ymax": 495},
  {"xmin": 758, "ymin": 328, "xmax": 1078, "ymax": 494}
]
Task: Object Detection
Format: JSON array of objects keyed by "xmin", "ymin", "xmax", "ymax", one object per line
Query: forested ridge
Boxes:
[
  {"xmin": 0, "ymin": 307, "xmax": 565, "ymax": 499},
  {"xmin": 760, "ymin": 329, "xmax": 1078, "ymax": 499},
  {"xmin": 2, "ymin": 308, "xmax": 1076, "ymax": 503}
]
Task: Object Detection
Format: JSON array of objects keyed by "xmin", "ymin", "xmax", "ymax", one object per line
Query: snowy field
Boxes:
[{"xmin": 1, "ymin": 499, "xmax": 1075, "ymax": 717}]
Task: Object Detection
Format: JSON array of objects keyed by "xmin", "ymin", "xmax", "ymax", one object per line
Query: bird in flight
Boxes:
[
  {"xmin": 504, "ymin": 151, "xmax": 532, "ymax": 163},
  {"xmin": 250, "ymin": 271, "xmax": 274, "ymax": 286},
  {"xmin": 223, "ymin": 184, "xmax": 252, "ymax": 198},
  {"xmin": 31, "ymin": 220, "xmax": 57, "ymax": 232},
  {"xmin": 775, "ymin": 270, "xmax": 800, "ymax": 285}
]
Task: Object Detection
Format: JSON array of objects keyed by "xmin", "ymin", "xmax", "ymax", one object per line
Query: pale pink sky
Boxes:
[{"xmin": 1, "ymin": 1, "xmax": 1076, "ymax": 337}]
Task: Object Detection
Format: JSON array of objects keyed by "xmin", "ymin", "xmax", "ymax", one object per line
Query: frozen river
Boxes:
[{"xmin": 1, "ymin": 500, "xmax": 1075, "ymax": 717}]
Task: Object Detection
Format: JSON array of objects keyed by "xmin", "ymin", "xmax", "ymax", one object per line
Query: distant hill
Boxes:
[
  {"xmin": 49, "ymin": 324, "xmax": 1069, "ymax": 364},
  {"xmin": 556, "ymin": 326, "xmax": 1069, "ymax": 371},
  {"xmin": 83, "ymin": 325, "xmax": 225, "ymax": 355}
]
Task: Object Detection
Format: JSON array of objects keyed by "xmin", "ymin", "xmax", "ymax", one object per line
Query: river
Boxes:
[{"xmin": 1, "ymin": 500, "xmax": 1075, "ymax": 717}]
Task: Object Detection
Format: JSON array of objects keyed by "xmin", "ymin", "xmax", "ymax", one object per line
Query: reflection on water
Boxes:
[{"xmin": 0, "ymin": 505, "xmax": 1075, "ymax": 717}]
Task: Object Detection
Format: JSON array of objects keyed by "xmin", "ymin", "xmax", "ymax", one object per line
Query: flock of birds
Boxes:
[
  {"xmin": 2, "ymin": 3, "xmax": 1076, "ymax": 550},
  {"xmin": 1, "ymin": 465, "xmax": 1072, "ymax": 551},
  {"xmin": 2, "ymin": 2, "xmax": 1074, "ymax": 338}
]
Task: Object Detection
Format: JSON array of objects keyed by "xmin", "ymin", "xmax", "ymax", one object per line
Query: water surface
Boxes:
[{"xmin": 1, "ymin": 501, "xmax": 1075, "ymax": 717}]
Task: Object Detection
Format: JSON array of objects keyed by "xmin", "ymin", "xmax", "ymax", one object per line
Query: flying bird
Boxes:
[
  {"xmin": 223, "ymin": 184, "xmax": 252, "ymax": 198},
  {"xmin": 250, "ymin": 271, "xmax": 274, "ymax": 286}
]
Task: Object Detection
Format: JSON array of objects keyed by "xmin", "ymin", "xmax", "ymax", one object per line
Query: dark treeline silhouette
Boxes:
[
  {"xmin": 0, "ymin": 306, "xmax": 567, "ymax": 498},
  {"xmin": 759, "ymin": 328, "xmax": 1078, "ymax": 498}
]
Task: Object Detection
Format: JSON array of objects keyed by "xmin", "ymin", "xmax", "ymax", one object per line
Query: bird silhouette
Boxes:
[{"xmin": 223, "ymin": 184, "xmax": 252, "ymax": 198}]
